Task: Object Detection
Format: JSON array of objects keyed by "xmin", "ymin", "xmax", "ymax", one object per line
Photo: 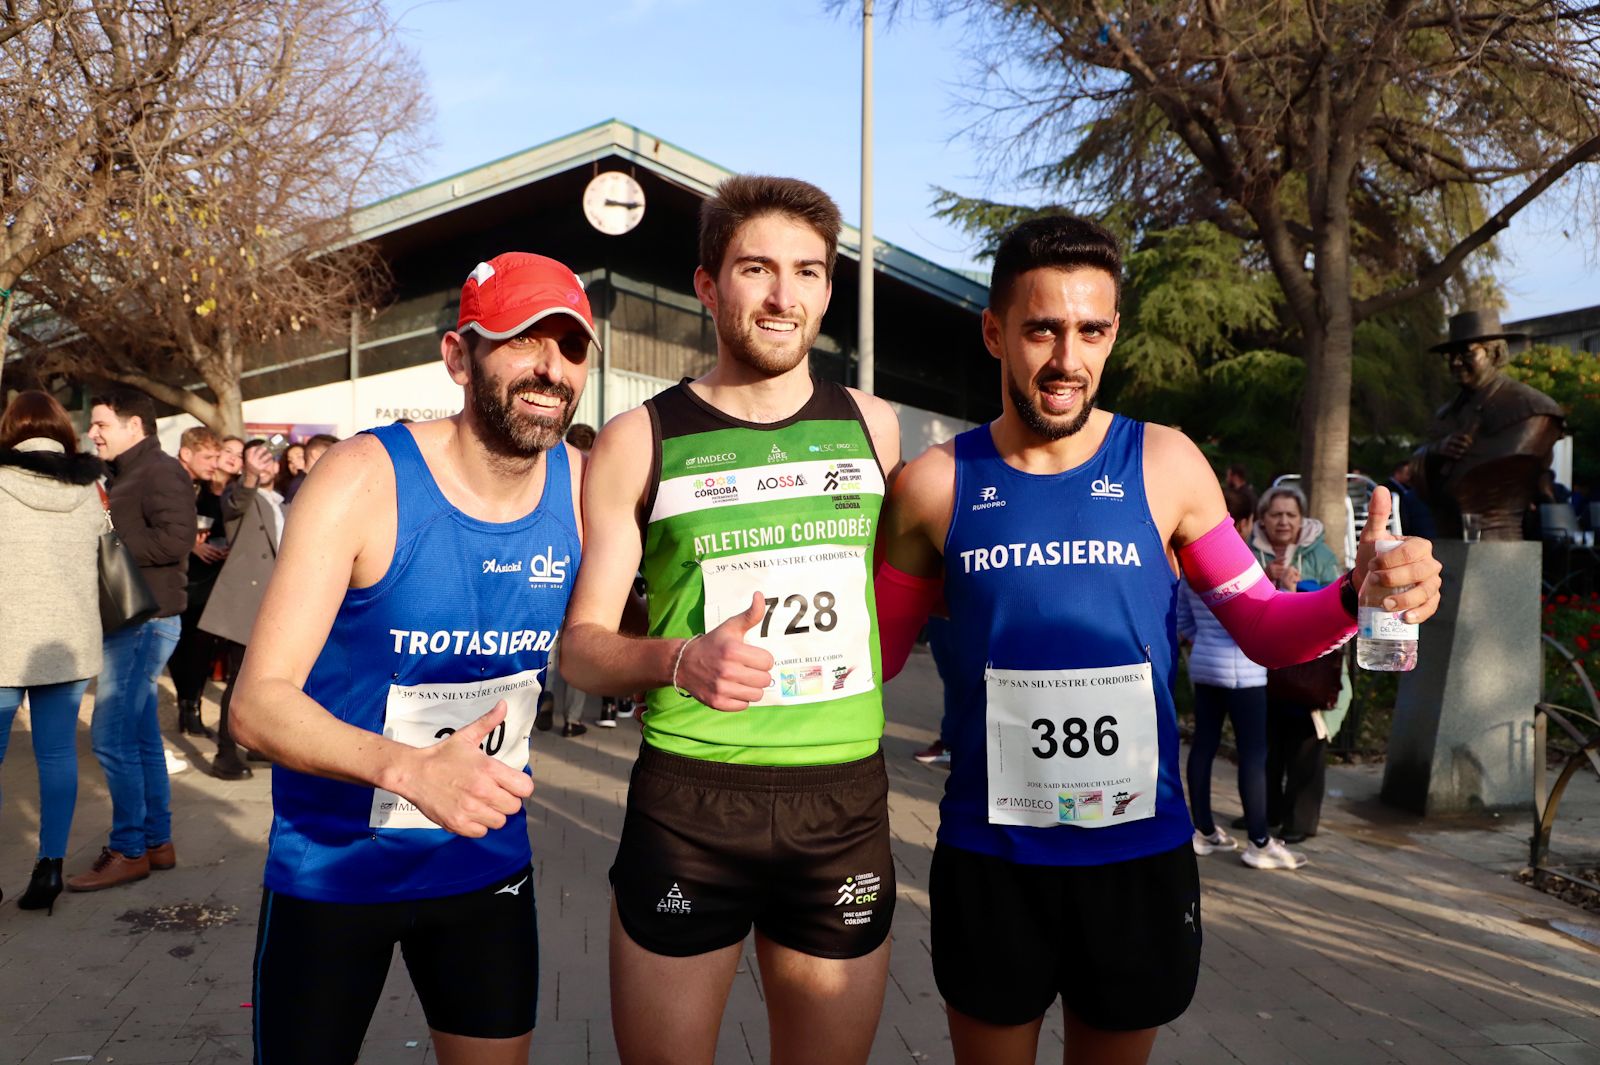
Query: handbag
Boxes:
[
  {"xmin": 97, "ymin": 485, "xmax": 159, "ymax": 632},
  {"xmin": 1266, "ymin": 647, "xmax": 1345, "ymax": 710}
]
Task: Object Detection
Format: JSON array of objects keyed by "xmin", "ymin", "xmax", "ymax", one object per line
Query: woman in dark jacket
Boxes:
[{"xmin": 0, "ymin": 391, "xmax": 105, "ymax": 913}]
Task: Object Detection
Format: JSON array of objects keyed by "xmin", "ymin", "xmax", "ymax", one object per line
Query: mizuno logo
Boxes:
[{"xmin": 497, "ymin": 875, "xmax": 530, "ymax": 897}]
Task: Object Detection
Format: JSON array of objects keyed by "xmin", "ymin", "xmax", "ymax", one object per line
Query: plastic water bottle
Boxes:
[{"xmin": 1357, "ymin": 539, "xmax": 1418, "ymax": 671}]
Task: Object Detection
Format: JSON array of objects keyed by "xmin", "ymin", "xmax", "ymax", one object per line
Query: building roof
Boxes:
[{"xmin": 352, "ymin": 118, "xmax": 988, "ymax": 314}]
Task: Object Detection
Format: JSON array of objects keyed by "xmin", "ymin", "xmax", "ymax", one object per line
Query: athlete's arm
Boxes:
[
  {"xmin": 874, "ymin": 441, "xmax": 956, "ymax": 681},
  {"xmin": 230, "ymin": 435, "xmax": 533, "ymax": 838},
  {"xmin": 560, "ymin": 408, "xmax": 775, "ymax": 710},
  {"xmin": 846, "ymin": 386, "xmax": 904, "ymax": 487},
  {"xmin": 1146, "ymin": 426, "xmax": 1443, "ymax": 664}
]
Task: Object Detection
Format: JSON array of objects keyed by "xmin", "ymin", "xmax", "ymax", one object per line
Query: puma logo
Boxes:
[{"xmin": 496, "ymin": 875, "xmax": 530, "ymax": 897}]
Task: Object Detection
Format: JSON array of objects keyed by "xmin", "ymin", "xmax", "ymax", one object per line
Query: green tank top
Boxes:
[{"xmin": 640, "ymin": 377, "xmax": 886, "ymax": 765}]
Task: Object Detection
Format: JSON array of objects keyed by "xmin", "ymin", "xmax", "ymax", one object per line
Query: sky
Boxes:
[{"xmin": 386, "ymin": 0, "xmax": 1599, "ymax": 325}]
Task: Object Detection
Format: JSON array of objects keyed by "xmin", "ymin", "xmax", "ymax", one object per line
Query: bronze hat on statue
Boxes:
[{"xmin": 1429, "ymin": 308, "xmax": 1527, "ymax": 353}]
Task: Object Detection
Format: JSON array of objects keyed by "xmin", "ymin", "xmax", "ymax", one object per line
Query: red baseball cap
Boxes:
[{"xmin": 456, "ymin": 252, "xmax": 601, "ymax": 351}]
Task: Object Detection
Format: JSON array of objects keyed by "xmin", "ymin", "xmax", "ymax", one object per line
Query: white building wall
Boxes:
[{"xmin": 160, "ymin": 363, "xmax": 972, "ymax": 460}]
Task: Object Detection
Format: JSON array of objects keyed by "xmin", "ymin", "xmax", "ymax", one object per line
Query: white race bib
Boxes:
[
  {"xmin": 369, "ymin": 667, "xmax": 542, "ymax": 830},
  {"xmin": 700, "ymin": 544, "xmax": 875, "ymax": 707},
  {"xmin": 985, "ymin": 663, "xmax": 1159, "ymax": 828}
]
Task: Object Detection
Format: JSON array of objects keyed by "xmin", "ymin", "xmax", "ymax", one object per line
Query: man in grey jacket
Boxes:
[{"xmin": 69, "ymin": 389, "xmax": 197, "ymax": 893}]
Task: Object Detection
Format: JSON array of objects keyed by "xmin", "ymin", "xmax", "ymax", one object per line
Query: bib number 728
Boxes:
[
  {"xmin": 1031, "ymin": 715, "xmax": 1119, "ymax": 759},
  {"xmin": 758, "ymin": 590, "xmax": 837, "ymax": 637}
]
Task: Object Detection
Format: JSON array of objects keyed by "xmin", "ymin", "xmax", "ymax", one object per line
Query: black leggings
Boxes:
[
  {"xmin": 1187, "ymin": 684, "xmax": 1269, "ymax": 844},
  {"xmin": 1266, "ymin": 698, "xmax": 1327, "ymax": 837}
]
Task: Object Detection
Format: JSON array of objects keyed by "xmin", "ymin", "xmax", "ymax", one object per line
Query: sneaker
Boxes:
[
  {"xmin": 1192, "ymin": 828, "xmax": 1238, "ymax": 855},
  {"xmin": 164, "ymin": 748, "xmax": 188, "ymax": 774},
  {"xmin": 598, "ymin": 702, "xmax": 618, "ymax": 728},
  {"xmin": 1241, "ymin": 837, "xmax": 1308, "ymax": 870},
  {"xmin": 616, "ymin": 698, "xmax": 637, "ymax": 720},
  {"xmin": 913, "ymin": 740, "xmax": 950, "ymax": 765},
  {"xmin": 560, "ymin": 721, "xmax": 587, "ymax": 738}
]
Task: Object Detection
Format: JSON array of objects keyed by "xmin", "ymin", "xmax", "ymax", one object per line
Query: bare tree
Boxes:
[
  {"xmin": 910, "ymin": 1, "xmax": 1600, "ymax": 554},
  {"xmin": 0, "ymin": 0, "xmax": 429, "ymax": 405}
]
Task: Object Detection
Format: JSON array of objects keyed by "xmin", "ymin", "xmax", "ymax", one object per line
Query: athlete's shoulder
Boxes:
[
  {"xmin": 842, "ymin": 385, "xmax": 896, "ymax": 426},
  {"xmin": 891, "ymin": 439, "xmax": 957, "ymax": 510},
  {"xmin": 1141, "ymin": 421, "xmax": 1210, "ymax": 474},
  {"xmin": 591, "ymin": 406, "xmax": 653, "ymax": 455},
  {"xmin": 302, "ymin": 431, "xmax": 393, "ymax": 493}
]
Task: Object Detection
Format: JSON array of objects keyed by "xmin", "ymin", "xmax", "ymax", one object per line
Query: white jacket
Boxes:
[{"xmin": 1176, "ymin": 582, "xmax": 1266, "ymax": 690}]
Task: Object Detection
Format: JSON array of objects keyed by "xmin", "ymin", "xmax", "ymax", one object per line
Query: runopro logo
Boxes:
[{"xmin": 972, "ymin": 485, "xmax": 1007, "ymax": 511}]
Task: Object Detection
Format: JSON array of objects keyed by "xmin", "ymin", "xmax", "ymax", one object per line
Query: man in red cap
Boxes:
[{"xmin": 231, "ymin": 252, "xmax": 594, "ymax": 1064}]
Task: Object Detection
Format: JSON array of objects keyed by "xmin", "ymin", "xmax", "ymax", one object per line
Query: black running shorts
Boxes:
[
  {"xmin": 930, "ymin": 841, "xmax": 1201, "ymax": 1030},
  {"xmin": 610, "ymin": 743, "xmax": 894, "ymax": 959},
  {"xmin": 252, "ymin": 865, "xmax": 538, "ymax": 1063}
]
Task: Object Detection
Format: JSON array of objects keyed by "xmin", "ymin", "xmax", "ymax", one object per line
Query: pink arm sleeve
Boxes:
[
  {"xmin": 1176, "ymin": 518, "xmax": 1355, "ymax": 668},
  {"xmin": 875, "ymin": 561, "xmax": 943, "ymax": 682}
]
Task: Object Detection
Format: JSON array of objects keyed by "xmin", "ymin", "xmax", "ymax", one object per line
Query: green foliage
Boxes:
[{"xmin": 1506, "ymin": 343, "xmax": 1596, "ymax": 486}]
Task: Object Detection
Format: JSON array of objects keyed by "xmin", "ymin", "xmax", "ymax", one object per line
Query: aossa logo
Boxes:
[
  {"xmin": 527, "ymin": 547, "xmax": 569, "ymax": 586},
  {"xmin": 1090, "ymin": 476, "xmax": 1125, "ymax": 500}
]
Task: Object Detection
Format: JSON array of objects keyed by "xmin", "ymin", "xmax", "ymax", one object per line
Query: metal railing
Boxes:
[{"xmin": 1529, "ymin": 634, "xmax": 1600, "ymax": 890}]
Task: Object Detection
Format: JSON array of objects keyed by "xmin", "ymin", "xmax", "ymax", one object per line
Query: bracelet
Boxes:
[{"xmin": 671, "ymin": 634, "xmax": 701, "ymax": 698}]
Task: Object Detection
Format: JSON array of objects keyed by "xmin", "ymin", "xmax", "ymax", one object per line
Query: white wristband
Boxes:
[{"xmin": 671, "ymin": 634, "xmax": 701, "ymax": 698}]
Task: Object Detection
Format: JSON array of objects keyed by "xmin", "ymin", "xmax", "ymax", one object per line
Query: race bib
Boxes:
[
  {"xmin": 369, "ymin": 667, "xmax": 542, "ymax": 830},
  {"xmin": 985, "ymin": 663, "xmax": 1159, "ymax": 828},
  {"xmin": 701, "ymin": 544, "xmax": 875, "ymax": 707}
]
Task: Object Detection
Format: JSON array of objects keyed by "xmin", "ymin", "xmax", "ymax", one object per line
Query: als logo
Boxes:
[
  {"xmin": 1090, "ymin": 476, "xmax": 1125, "ymax": 499},
  {"xmin": 527, "ymin": 547, "xmax": 569, "ymax": 586}
]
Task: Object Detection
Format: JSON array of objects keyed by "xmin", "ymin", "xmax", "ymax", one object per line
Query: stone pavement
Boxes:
[{"xmin": 1, "ymin": 650, "xmax": 1598, "ymax": 1065}]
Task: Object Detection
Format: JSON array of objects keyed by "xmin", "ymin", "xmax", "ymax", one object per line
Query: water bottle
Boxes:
[{"xmin": 1357, "ymin": 539, "xmax": 1418, "ymax": 671}]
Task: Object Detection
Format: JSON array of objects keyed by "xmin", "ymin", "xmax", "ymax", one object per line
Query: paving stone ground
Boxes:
[{"xmin": 1, "ymin": 649, "xmax": 1597, "ymax": 1064}]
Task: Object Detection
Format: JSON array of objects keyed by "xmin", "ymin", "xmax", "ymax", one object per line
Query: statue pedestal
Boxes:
[{"xmin": 1381, "ymin": 541, "xmax": 1540, "ymax": 815}]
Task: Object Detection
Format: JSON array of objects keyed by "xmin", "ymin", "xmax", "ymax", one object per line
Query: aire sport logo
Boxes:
[{"xmin": 822, "ymin": 462, "xmax": 865, "ymax": 493}]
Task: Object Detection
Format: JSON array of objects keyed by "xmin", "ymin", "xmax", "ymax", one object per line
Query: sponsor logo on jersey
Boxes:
[
  {"xmin": 806, "ymin": 442, "xmax": 861, "ymax": 454},
  {"xmin": 692, "ymin": 475, "xmax": 740, "ymax": 503},
  {"xmin": 1111, "ymin": 790, "xmax": 1142, "ymax": 816},
  {"xmin": 482, "ymin": 558, "xmax": 523, "ymax": 574},
  {"xmin": 756, "ymin": 473, "xmax": 807, "ymax": 491},
  {"xmin": 527, "ymin": 547, "xmax": 569, "ymax": 586},
  {"xmin": 387, "ymin": 628, "xmax": 557, "ymax": 656},
  {"xmin": 995, "ymin": 795, "xmax": 1056, "ymax": 811},
  {"xmin": 1090, "ymin": 476, "xmax": 1125, "ymax": 499},
  {"xmin": 973, "ymin": 485, "xmax": 1007, "ymax": 511},
  {"xmin": 767, "ymin": 444, "xmax": 788, "ymax": 463},
  {"xmin": 685, "ymin": 452, "xmax": 737, "ymax": 468},
  {"xmin": 656, "ymin": 882, "xmax": 692, "ymax": 915},
  {"xmin": 958, "ymin": 540, "xmax": 1143, "ymax": 572}
]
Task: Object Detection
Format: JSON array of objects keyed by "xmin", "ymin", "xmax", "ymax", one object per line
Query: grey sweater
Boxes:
[{"xmin": 0, "ymin": 438, "xmax": 107, "ymax": 686}]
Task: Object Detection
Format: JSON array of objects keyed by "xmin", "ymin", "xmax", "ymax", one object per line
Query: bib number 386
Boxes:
[{"xmin": 985, "ymin": 663, "xmax": 1159, "ymax": 829}]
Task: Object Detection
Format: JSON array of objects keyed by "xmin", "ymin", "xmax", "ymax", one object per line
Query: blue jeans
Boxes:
[
  {"xmin": 0, "ymin": 679, "xmax": 90, "ymax": 858},
  {"xmin": 91, "ymin": 616, "xmax": 181, "ymax": 858},
  {"xmin": 1187, "ymin": 683, "xmax": 1270, "ymax": 844}
]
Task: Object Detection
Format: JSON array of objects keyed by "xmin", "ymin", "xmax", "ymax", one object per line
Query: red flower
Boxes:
[{"xmin": 1577, "ymin": 636, "xmax": 1590, "ymax": 651}]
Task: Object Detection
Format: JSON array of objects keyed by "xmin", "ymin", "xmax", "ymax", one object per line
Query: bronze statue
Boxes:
[{"xmin": 1413, "ymin": 310, "xmax": 1565, "ymax": 540}]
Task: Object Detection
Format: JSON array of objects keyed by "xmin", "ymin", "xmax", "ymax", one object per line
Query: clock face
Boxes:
[{"xmin": 582, "ymin": 171, "xmax": 646, "ymax": 236}]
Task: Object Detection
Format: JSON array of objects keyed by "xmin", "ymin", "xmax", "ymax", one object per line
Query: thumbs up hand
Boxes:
[
  {"xmin": 676, "ymin": 591, "xmax": 777, "ymax": 712},
  {"xmin": 1353, "ymin": 487, "xmax": 1444, "ymax": 624}
]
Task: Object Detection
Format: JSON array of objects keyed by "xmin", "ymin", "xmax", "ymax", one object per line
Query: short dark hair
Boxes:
[
  {"xmin": 565, "ymin": 423, "xmax": 596, "ymax": 451},
  {"xmin": 91, "ymin": 388, "xmax": 158, "ymax": 438},
  {"xmin": 0, "ymin": 390, "xmax": 79, "ymax": 452},
  {"xmin": 699, "ymin": 175, "xmax": 843, "ymax": 280},
  {"xmin": 989, "ymin": 215, "xmax": 1122, "ymax": 314},
  {"xmin": 1221, "ymin": 486, "xmax": 1255, "ymax": 524},
  {"xmin": 306, "ymin": 433, "xmax": 339, "ymax": 453}
]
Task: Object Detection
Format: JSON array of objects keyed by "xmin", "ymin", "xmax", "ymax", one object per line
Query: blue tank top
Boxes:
[
  {"xmin": 938, "ymin": 417, "xmax": 1191, "ymax": 865},
  {"xmin": 264, "ymin": 424, "xmax": 579, "ymax": 902}
]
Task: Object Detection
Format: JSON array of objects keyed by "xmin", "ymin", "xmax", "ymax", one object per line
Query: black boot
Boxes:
[
  {"xmin": 17, "ymin": 858, "xmax": 64, "ymax": 915},
  {"xmin": 179, "ymin": 699, "xmax": 216, "ymax": 740}
]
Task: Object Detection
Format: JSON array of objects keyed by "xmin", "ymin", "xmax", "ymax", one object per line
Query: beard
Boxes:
[
  {"xmin": 714, "ymin": 303, "xmax": 820, "ymax": 376},
  {"xmin": 1008, "ymin": 370, "xmax": 1097, "ymax": 441},
  {"xmin": 467, "ymin": 361, "xmax": 576, "ymax": 460}
]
